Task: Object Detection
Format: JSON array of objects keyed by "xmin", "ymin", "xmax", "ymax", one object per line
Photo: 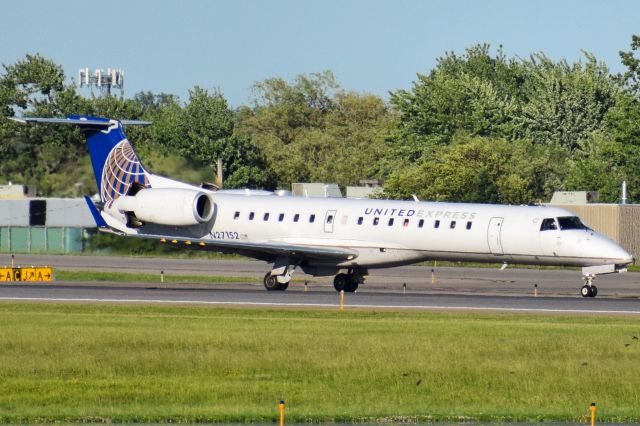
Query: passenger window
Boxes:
[
  {"xmin": 434, "ymin": 220, "xmax": 440, "ymax": 229},
  {"xmin": 403, "ymin": 218, "xmax": 409, "ymax": 227},
  {"xmin": 466, "ymin": 221, "xmax": 472, "ymax": 230},
  {"xmin": 249, "ymin": 212, "xmax": 255, "ymax": 220},
  {"xmin": 293, "ymin": 214, "xmax": 299, "ymax": 222},
  {"xmin": 450, "ymin": 220, "xmax": 456, "ymax": 229},
  {"xmin": 418, "ymin": 219, "xmax": 424, "ymax": 228},
  {"xmin": 233, "ymin": 211, "xmax": 240, "ymax": 220},
  {"xmin": 278, "ymin": 213, "xmax": 284, "ymax": 222},
  {"xmin": 373, "ymin": 217, "xmax": 379, "ymax": 226},
  {"xmin": 326, "ymin": 215, "xmax": 334, "ymax": 224},
  {"xmin": 357, "ymin": 217, "xmax": 363, "ymax": 225},
  {"xmin": 388, "ymin": 218, "xmax": 394, "ymax": 226},
  {"xmin": 309, "ymin": 214, "xmax": 315, "ymax": 223},
  {"xmin": 263, "ymin": 213, "xmax": 270, "ymax": 221},
  {"xmin": 540, "ymin": 218, "xmax": 557, "ymax": 231}
]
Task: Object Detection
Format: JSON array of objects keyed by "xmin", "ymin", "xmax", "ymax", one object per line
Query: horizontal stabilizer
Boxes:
[{"xmin": 10, "ymin": 117, "xmax": 151, "ymax": 127}]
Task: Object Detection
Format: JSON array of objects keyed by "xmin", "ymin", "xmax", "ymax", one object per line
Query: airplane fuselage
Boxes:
[{"xmin": 204, "ymin": 193, "xmax": 631, "ymax": 271}]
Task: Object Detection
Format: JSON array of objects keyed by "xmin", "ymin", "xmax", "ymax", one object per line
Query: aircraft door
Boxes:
[
  {"xmin": 487, "ymin": 217, "xmax": 504, "ymax": 255},
  {"xmin": 324, "ymin": 210, "xmax": 337, "ymax": 233}
]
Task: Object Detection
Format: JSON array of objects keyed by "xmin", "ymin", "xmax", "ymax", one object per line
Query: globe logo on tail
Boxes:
[{"xmin": 100, "ymin": 139, "xmax": 149, "ymax": 203}]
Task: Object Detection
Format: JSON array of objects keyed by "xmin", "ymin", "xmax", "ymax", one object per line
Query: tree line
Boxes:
[{"xmin": 1, "ymin": 35, "xmax": 640, "ymax": 204}]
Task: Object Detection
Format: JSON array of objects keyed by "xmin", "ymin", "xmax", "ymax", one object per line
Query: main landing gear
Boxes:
[
  {"xmin": 263, "ymin": 272, "xmax": 289, "ymax": 291},
  {"xmin": 580, "ymin": 273, "xmax": 598, "ymax": 298},
  {"xmin": 333, "ymin": 269, "xmax": 363, "ymax": 293}
]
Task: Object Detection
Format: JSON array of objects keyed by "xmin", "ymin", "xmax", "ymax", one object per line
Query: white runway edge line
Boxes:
[{"xmin": 1, "ymin": 296, "xmax": 640, "ymax": 315}]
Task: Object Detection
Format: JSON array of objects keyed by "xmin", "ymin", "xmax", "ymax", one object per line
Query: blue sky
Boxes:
[{"xmin": 1, "ymin": 0, "xmax": 638, "ymax": 106}]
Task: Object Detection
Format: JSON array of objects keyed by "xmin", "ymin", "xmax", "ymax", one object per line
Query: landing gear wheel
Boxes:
[
  {"xmin": 334, "ymin": 273, "xmax": 349, "ymax": 292},
  {"xmin": 344, "ymin": 278, "xmax": 359, "ymax": 292},
  {"xmin": 334, "ymin": 273, "xmax": 359, "ymax": 292},
  {"xmin": 580, "ymin": 285, "xmax": 591, "ymax": 297},
  {"xmin": 581, "ymin": 285, "xmax": 598, "ymax": 298},
  {"xmin": 278, "ymin": 282, "xmax": 289, "ymax": 291},
  {"xmin": 264, "ymin": 273, "xmax": 279, "ymax": 291}
]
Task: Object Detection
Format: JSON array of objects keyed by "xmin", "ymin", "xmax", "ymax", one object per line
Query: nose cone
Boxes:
[
  {"xmin": 564, "ymin": 230, "xmax": 634, "ymax": 266},
  {"xmin": 596, "ymin": 234, "xmax": 633, "ymax": 265}
]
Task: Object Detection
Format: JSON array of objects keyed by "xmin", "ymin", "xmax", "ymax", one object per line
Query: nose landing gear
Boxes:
[{"xmin": 580, "ymin": 273, "xmax": 598, "ymax": 298}]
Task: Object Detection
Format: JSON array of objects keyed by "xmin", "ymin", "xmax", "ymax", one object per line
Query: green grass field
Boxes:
[
  {"xmin": 56, "ymin": 270, "xmax": 257, "ymax": 284},
  {"xmin": 0, "ymin": 303, "xmax": 639, "ymax": 423}
]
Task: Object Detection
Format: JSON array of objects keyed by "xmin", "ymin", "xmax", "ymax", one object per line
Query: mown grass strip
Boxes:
[
  {"xmin": 56, "ymin": 270, "xmax": 255, "ymax": 284},
  {"xmin": 0, "ymin": 304, "xmax": 639, "ymax": 423}
]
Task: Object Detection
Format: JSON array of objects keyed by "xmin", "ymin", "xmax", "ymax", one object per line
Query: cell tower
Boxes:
[{"xmin": 78, "ymin": 67, "xmax": 124, "ymax": 95}]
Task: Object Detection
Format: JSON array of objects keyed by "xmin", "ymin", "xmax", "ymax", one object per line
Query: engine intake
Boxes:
[{"xmin": 115, "ymin": 188, "xmax": 214, "ymax": 227}]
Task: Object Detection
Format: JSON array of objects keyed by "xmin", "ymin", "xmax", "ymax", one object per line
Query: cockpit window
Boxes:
[
  {"xmin": 540, "ymin": 218, "xmax": 557, "ymax": 231},
  {"xmin": 558, "ymin": 216, "xmax": 588, "ymax": 230}
]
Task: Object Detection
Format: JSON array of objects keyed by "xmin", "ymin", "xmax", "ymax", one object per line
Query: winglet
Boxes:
[{"xmin": 83, "ymin": 195, "xmax": 108, "ymax": 228}]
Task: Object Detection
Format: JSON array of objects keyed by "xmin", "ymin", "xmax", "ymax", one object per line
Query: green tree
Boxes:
[
  {"xmin": 567, "ymin": 92, "xmax": 640, "ymax": 203},
  {"xmin": 516, "ymin": 53, "xmax": 619, "ymax": 151},
  {"xmin": 383, "ymin": 134, "xmax": 569, "ymax": 204},
  {"xmin": 564, "ymin": 134, "xmax": 628, "ymax": 202},
  {"xmin": 390, "ymin": 44, "xmax": 522, "ymax": 159},
  {"xmin": 237, "ymin": 72, "xmax": 392, "ymax": 189},
  {"xmin": 0, "ymin": 54, "xmax": 92, "ymax": 196},
  {"xmin": 390, "ymin": 45, "xmax": 620, "ymax": 163},
  {"xmin": 147, "ymin": 87, "xmax": 267, "ymax": 189},
  {"xmin": 619, "ymin": 34, "xmax": 640, "ymax": 94}
]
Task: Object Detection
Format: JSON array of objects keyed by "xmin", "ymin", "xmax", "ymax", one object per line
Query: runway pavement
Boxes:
[{"xmin": 1, "ymin": 254, "xmax": 640, "ymax": 314}]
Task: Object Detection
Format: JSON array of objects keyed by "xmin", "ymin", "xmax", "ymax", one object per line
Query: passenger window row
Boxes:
[
  {"xmin": 358, "ymin": 216, "xmax": 472, "ymax": 230},
  {"xmin": 233, "ymin": 210, "xmax": 473, "ymax": 230},
  {"xmin": 234, "ymin": 211, "xmax": 316, "ymax": 223}
]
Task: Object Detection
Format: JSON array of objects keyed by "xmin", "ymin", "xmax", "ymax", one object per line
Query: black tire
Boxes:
[
  {"xmin": 264, "ymin": 273, "xmax": 279, "ymax": 291},
  {"xmin": 580, "ymin": 285, "xmax": 591, "ymax": 298},
  {"xmin": 277, "ymin": 282, "xmax": 289, "ymax": 291},
  {"xmin": 344, "ymin": 277, "xmax": 359, "ymax": 292},
  {"xmin": 333, "ymin": 273, "xmax": 348, "ymax": 292},
  {"xmin": 590, "ymin": 285, "xmax": 598, "ymax": 297}
]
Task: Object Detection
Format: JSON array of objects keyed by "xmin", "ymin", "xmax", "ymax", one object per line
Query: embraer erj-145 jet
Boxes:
[{"xmin": 13, "ymin": 116, "xmax": 634, "ymax": 297}]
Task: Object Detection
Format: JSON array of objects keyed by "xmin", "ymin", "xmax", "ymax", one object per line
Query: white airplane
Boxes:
[{"xmin": 13, "ymin": 116, "xmax": 634, "ymax": 297}]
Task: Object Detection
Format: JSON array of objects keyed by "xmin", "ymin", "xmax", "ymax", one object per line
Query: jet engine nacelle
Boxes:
[{"xmin": 114, "ymin": 188, "xmax": 214, "ymax": 226}]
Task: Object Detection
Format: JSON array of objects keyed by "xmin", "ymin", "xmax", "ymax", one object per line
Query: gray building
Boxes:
[{"xmin": 0, "ymin": 198, "xmax": 95, "ymax": 254}]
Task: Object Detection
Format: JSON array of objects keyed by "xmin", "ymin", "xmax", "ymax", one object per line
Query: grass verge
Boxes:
[
  {"xmin": 55, "ymin": 270, "xmax": 256, "ymax": 284},
  {"xmin": 0, "ymin": 304, "xmax": 639, "ymax": 422}
]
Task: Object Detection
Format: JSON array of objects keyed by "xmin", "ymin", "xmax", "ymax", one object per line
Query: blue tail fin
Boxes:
[
  {"xmin": 68, "ymin": 115, "xmax": 150, "ymax": 203},
  {"xmin": 11, "ymin": 115, "xmax": 151, "ymax": 203}
]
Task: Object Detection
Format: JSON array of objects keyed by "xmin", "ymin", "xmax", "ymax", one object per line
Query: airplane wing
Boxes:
[
  {"xmin": 102, "ymin": 231, "xmax": 359, "ymax": 262},
  {"xmin": 151, "ymin": 234, "xmax": 358, "ymax": 262}
]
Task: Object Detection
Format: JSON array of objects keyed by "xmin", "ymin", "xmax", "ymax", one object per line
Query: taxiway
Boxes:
[{"xmin": 0, "ymin": 254, "xmax": 639, "ymax": 314}]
